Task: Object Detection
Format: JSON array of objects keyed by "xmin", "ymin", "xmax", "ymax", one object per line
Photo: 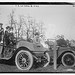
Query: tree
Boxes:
[
  {"xmin": 8, "ymin": 11, "xmax": 45, "ymax": 40},
  {"xmin": 8, "ymin": 10, "xmax": 24, "ymax": 39},
  {"xmin": 9, "ymin": 10, "xmax": 15, "ymax": 27},
  {"xmin": 21, "ymin": 15, "xmax": 45, "ymax": 40},
  {"xmin": 17, "ymin": 16, "xmax": 23, "ymax": 38}
]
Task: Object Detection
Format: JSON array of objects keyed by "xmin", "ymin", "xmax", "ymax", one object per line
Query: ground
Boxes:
[{"xmin": 0, "ymin": 60, "xmax": 75, "ymax": 73}]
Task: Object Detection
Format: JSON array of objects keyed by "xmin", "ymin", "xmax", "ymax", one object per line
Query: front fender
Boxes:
[{"xmin": 16, "ymin": 40, "xmax": 35, "ymax": 51}]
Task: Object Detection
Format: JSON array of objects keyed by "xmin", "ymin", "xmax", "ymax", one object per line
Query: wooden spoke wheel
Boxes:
[
  {"xmin": 62, "ymin": 52, "xmax": 75, "ymax": 67},
  {"xmin": 15, "ymin": 50, "xmax": 33, "ymax": 70},
  {"xmin": 43, "ymin": 52, "xmax": 50, "ymax": 67}
]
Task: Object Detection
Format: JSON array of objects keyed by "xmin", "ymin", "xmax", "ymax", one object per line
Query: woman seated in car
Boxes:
[
  {"xmin": 33, "ymin": 32, "xmax": 41, "ymax": 44},
  {"xmin": 4, "ymin": 26, "xmax": 10, "ymax": 46}
]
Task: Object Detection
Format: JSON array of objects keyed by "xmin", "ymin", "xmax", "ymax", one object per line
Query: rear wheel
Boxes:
[
  {"xmin": 62, "ymin": 52, "xmax": 75, "ymax": 67},
  {"xmin": 15, "ymin": 50, "xmax": 33, "ymax": 70}
]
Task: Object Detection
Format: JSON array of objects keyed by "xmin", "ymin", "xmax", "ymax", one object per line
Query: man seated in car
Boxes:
[
  {"xmin": 56, "ymin": 35, "xmax": 67, "ymax": 47},
  {"xmin": 0, "ymin": 23, "xmax": 4, "ymax": 44}
]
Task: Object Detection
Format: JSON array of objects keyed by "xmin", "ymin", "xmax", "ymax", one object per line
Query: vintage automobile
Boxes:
[
  {"xmin": 46, "ymin": 39, "xmax": 75, "ymax": 69},
  {"xmin": 56, "ymin": 39, "xmax": 75, "ymax": 68},
  {"xmin": 0, "ymin": 38, "xmax": 50, "ymax": 71}
]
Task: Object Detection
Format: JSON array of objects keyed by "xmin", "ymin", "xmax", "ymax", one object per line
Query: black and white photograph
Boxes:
[{"xmin": 0, "ymin": 2, "xmax": 75, "ymax": 73}]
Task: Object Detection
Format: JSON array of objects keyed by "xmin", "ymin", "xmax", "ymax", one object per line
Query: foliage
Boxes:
[{"xmin": 8, "ymin": 10, "xmax": 45, "ymax": 40}]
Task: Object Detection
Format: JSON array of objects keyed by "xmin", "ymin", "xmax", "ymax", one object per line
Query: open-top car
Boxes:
[{"xmin": 0, "ymin": 38, "xmax": 50, "ymax": 71}]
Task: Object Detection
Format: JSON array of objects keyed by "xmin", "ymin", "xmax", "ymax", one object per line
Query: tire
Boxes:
[
  {"xmin": 43, "ymin": 52, "xmax": 50, "ymax": 67},
  {"xmin": 62, "ymin": 52, "xmax": 75, "ymax": 67},
  {"xmin": 15, "ymin": 50, "xmax": 33, "ymax": 70}
]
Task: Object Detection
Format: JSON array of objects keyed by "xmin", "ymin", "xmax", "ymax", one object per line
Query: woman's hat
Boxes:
[
  {"xmin": 35, "ymin": 32, "xmax": 40, "ymax": 36},
  {"xmin": 6, "ymin": 26, "xmax": 10, "ymax": 29}
]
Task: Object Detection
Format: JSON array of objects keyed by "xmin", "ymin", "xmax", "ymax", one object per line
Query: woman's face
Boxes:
[
  {"xmin": 10, "ymin": 29, "xmax": 13, "ymax": 33},
  {"xmin": 36, "ymin": 35, "xmax": 39, "ymax": 38},
  {"xmin": 6, "ymin": 29, "xmax": 10, "ymax": 32}
]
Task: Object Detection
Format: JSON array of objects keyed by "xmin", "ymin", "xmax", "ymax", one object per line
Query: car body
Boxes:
[{"xmin": 0, "ymin": 39, "xmax": 50, "ymax": 70}]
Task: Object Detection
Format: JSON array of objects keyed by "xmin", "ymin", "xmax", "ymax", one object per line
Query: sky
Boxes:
[{"xmin": 0, "ymin": 5, "xmax": 75, "ymax": 40}]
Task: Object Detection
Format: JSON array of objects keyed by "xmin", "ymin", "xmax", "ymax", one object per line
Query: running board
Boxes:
[{"xmin": 0, "ymin": 57, "xmax": 11, "ymax": 60}]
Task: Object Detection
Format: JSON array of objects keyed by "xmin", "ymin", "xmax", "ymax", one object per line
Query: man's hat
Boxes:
[
  {"xmin": 0, "ymin": 23, "xmax": 3, "ymax": 25},
  {"xmin": 6, "ymin": 26, "xmax": 10, "ymax": 29}
]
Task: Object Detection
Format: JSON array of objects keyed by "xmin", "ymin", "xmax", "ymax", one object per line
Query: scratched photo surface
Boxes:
[{"xmin": 0, "ymin": 3, "xmax": 75, "ymax": 72}]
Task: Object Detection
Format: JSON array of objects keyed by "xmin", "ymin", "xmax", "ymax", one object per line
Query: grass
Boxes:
[{"xmin": 0, "ymin": 60, "xmax": 75, "ymax": 73}]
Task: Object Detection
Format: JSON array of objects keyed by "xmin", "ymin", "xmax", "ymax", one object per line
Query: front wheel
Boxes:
[
  {"xmin": 43, "ymin": 52, "xmax": 50, "ymax": 67},
  {"xmin": 15, "ymin": 50, "xmax": 33, "ymax": 71},
  {"xmin": 62, "ymin": 52, "xmax": 75, "ymax": 67}
]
